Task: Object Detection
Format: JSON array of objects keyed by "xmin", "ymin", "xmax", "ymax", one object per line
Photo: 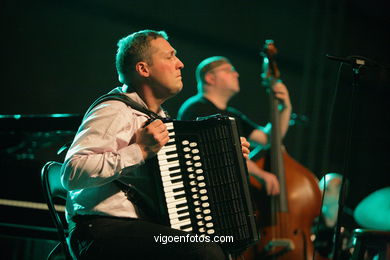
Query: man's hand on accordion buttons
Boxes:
[
  {"xmin": 135, "ymin": 119, "xmax": 170, "ymax": 160},
  {"xmin": 240, "ymin": 137, "xmax": 250, "ymax": 160}
]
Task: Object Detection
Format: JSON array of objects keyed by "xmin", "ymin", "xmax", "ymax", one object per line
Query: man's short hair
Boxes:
[
  {"xmin": 195, "ymin": 56, "xmax": 231, "ymax": 91},
  {"xmin": 116, "ymin": 29, "xmax": 168, "ymax": 84}
]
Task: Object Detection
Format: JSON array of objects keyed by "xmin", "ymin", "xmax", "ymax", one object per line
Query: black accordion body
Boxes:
[{"xmin": 147, "ymin": 114, "xmax": 258, "ymax": 252}]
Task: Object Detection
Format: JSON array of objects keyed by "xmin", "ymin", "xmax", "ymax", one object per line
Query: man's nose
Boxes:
[{"xmin": 176, "ymin": 57, "xmax": 184, "ymax": 69}]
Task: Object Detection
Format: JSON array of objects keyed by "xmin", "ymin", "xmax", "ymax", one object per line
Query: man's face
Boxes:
[
  {"xmin": 147, "ymin": 38, "xmax": 184, "ymax": 98},
  {"xmin": 209, "ymin": 62, "xmax": 240, "ymax": 95}
]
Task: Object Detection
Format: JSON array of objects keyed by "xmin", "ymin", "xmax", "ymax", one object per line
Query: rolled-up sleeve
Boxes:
[{"xmin": 61, "ymin": 101, "xmax": 146, "ymax": 190}]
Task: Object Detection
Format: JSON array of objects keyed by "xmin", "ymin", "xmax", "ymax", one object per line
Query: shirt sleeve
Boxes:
[{"xmin": 61, "ymin": 101, "xmax": 146, "ymax": 190}]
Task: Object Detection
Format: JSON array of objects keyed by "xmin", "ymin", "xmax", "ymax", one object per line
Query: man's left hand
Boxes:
[{"xmin": 240, "ymin": 137, "xmax": 250, "ymax": 159}]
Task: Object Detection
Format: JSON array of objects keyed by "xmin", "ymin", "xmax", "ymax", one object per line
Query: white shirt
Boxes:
[{"xmin": 61, "ymin": 86, "xmax": 166, "ymax": 221}]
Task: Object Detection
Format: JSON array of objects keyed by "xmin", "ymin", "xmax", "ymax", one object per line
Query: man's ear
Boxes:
[
  {"xmin": 135, "ymin": 61, "xmax": 150, "ymax": 78},
  {"xmin": 204, "ymin": 72, "xmax": 215, "ymax": 85}
]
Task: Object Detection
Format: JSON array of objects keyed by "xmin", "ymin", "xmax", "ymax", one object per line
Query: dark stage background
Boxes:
[{"xmin": 1, "ymin": 0, "xmax": 389, "ymax": 259}]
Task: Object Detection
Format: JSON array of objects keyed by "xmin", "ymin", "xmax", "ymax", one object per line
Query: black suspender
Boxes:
[
  {"xmin": 84, "ymin": 92, "xmax": 165, "ymax": 120},
  {"xmin": 84, "ymin": 91, "xmax": 165, "ymax": 220}
]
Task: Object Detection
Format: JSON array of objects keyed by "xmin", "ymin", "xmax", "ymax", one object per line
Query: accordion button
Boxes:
[
  {"xmin": 207, "ymin": 229, "xmax": 215, "ymax": 235},
  {"xmin": 205, "ymin": 216, "xmax": 212, "ymax": 221},
  {"xmin": 194, "ymin": 162, "xmax": 202, "ymax": 167},
  {"xmin": 189, "ymin": 142, "xmax": 198, "ymax": 147},
  {"xmin": 206, "ymin": 223, "xmax": 214, "ymax": 228},
  {"xmin": 182, "ymin": 140, "xmax": 189, "ymax": 145}
]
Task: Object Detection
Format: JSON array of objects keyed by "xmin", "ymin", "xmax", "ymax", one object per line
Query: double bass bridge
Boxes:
[{"xmin": 264, "ymin": 238, "xmax": 295, "ymax": 258}]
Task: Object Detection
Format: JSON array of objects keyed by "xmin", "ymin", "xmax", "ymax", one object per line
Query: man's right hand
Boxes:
[
  {"xmin": 135, "ymin": 119, "xmax": 169, "ymax": 160},
  {"xmin": 246, "ymin": 159, "xmax": 280, "ymax": 196},
  {"xmin": 258, "ymin": 170, "xmax": 280, "ymax": 196}
]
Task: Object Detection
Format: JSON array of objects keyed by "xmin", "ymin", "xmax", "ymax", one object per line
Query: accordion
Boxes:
[{"xmin": 145, "ymin": 114, "xmax": 258, "ymax": 252}]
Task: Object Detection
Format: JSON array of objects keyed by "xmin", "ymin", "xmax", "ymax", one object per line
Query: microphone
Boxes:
[{"xmin": 326, "ymin": 54, "xmax": 380, "ymax": 68}]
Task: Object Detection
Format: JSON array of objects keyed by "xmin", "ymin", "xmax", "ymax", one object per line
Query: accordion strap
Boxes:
[
  {"xmin": 84, "ymin": 92, "xmax": 165, "ymax": 120},
  {"xmin": 85, "ymin": 91, "xmax": 164, "ymax": 220}
]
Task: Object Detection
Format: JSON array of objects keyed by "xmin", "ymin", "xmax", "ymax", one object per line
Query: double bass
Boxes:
[{"xmin": 240, "ymin": 40, "xmax": 325, "ymax": 260}]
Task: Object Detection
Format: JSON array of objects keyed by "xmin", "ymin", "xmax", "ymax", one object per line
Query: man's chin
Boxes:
[
  {"xmin": 173, "ymin": 83, "xmax": 183, "ymax": 94},
  {"xmin": 166, "ymin": 84, "xmax": 183, "ymax": 98}
]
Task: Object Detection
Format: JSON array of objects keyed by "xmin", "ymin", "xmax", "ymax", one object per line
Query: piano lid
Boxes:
[
  {"xmin": 0, "ymin": 113, "xmax": 82, "ymax": 161},
  {"xmin": 0, "ymin": 113, "xmax": 82, "ymax": 132},
  {"xmin": 0, "ymin": 114, "xmax": 80, "ymax": 240}
]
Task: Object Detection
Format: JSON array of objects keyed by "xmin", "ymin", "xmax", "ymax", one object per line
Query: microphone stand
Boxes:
[{"xmin": 326, "ymin": 55, "xmax": 363, "ymax": 260}]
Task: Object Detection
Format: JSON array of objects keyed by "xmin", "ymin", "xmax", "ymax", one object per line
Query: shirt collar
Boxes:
[{"xmin": 120, "ymin": 85, "xmax": 167, "ymax": 118}]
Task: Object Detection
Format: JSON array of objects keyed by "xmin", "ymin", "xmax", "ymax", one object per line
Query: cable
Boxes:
[{"xmin": 312, "ymin": 62, "xmax": 344, "ymax": 260}]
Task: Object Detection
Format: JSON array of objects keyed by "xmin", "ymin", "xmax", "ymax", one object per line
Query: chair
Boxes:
[{"xmin": 41, "ymin": 161, "xmax": 73, "ymax": 260}]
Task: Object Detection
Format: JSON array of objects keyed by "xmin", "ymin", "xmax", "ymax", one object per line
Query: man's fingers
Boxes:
[
  {"xmin": 240, "ymin": 137, "xmax": 250, "ymax": 146},
  {"xmin": 148, "ymin": 119, "xmax": 163, "ymax": 127},
  {"xmin": 161, "ymin": 135, "xmax": 170, "ymax": 146},
  {"xmin": 242, "ymin": 146, "xmax": 250, "ymax": 156},
  {"xmin": 265, "ymin": 174, "xmax": 281, "ymax": 196},
  {"xmin": 145, "ymin": 120, "xmax": 168, "ymax": 136},
  {"xmin": 271, "ymin": 177, "xmax": 280, "ymax": 195},
  {"xmin": 148, "ymin": 119, "xmax": 163, "ymax": 126}
]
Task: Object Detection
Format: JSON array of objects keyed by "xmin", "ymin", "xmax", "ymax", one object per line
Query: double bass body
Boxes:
[
  {"xmin": 237, "ymin": 40, "xmax": 325, "ymax": 260},
  {"xmin": 249, "ymin": 150, "xmax": 323, "ymax": 260}
]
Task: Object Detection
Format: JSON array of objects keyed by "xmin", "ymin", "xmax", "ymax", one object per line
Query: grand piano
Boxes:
[{"xmin": 0, "ymin": 114, "xmax": 82, "ymax": 241}]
